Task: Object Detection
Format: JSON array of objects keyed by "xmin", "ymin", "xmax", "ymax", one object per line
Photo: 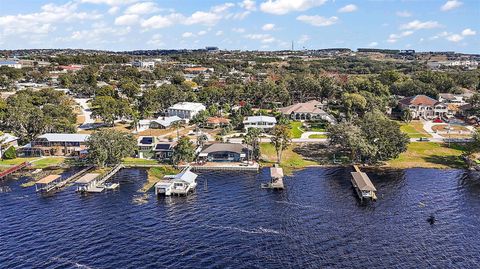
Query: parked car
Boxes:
[
  {"xmin": 417, "ymin": 137, "xmax": 430, "ymax": 142},
  {"xmin": 433, "ymin": 118, "xmax": 443, "ymax": 123}
]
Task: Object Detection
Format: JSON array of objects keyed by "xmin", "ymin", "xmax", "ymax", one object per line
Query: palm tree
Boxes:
[
  {"xmin": 171, "ymin": 121, "xmax": 184, "ymax": 140},
  {"xmin": 402, "ymin": 109, "xmax": 413, "ymax": 123},
  {"xmin": 243, "ymin": 128, "xmax": 261, "ymax": 162},
  {"xmin": 270, "ymin": 125, "xmax": 292, "ymax": 164}
]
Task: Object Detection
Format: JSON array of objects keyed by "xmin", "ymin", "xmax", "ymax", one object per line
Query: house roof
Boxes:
[
  {"xmin": 154, "ymin": 141, "xmax": 177, "ymax": 151},
  {"xmin": 206, "ymin": 117, "xmax": 230, "ymax": 124},
  {"xmin": 0, "ymin": 133, "xmax": 18, "ymax": 144},
  {"xmin": 37, "ymin": 133, "xmax": 90, "ymax": 143},
  {"xmin": 351, "ymin": 172, "xmax": 377, "ymax": 191},
  {"xmin": 168, "ymin": 102, "xmax": 205, "ymax": 111},
  {"xmin": 36, "ymin": 175, "xmax": 61, "ymax": 184},
  {"xmin": 174, "ymin": 168, "xmax": 198, "ymax": 184},
  {"xmin": 279, "ymin": 100, "xmax": 326, "ymax": 115},
  {"xmin": 0, "ymin": 61, "xmax": 19, "ymax": 65},
  {"xmin": 201, "ymin": 143, "xmax": 250, "ymax": 154},
  {"xmin": 75, "ymin": 173, "xmax": 100, "ymax": 184},
  {"xmin": 243, "ymin": 116, "xmax": 277, "ymax": 124},
  {"xmin": 399, "ymin": 95, "xmax": 439, "ymax": 107},
  {"xmin": 139, "ymin": 136, "xmax": 154, "ymax": 145},
  {"xmin": 151, "ymin": 116, "xmax": 182, "ymax": 127}
]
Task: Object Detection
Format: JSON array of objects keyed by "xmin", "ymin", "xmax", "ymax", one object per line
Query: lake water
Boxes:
[{"xmin": 1, "ymin": 167, "xmax": 480, "ymax": 268}]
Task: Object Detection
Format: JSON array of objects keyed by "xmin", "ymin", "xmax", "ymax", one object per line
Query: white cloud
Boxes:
[
  {"xmin": 125, "ymin": 2, "xmax": 160, "ymax": 15},
  {"xmin": 184, "ymin": 11, "xmax": 222, "ymax": 25},
  {"xmin": 387, "ymin": 31, "xmax": 413, "ymax": 43},
  {"xmin": 245, "ymin": 33, "xmax": 275, "ymax": 43},
  {"xmin": 231, "ymin": 11, "xmax": 251, "ymax": 20},
  {"xmin": 368, "ymin": 41, "xmax": 378, "ymax": 47},
  {"xmin": 446, "ymin": 34, "xmax": 463, "ymax": 42},
  {"xmin": 216, "ymin": 30, "xmax": 224, "ymax": 36},
  {"xmin": 461, "ymin": 28, "xmax": 476, "ymax": 36},
  {"xmin": 400, "ymin": 20, "xmax": 441, "ymax": 30},
  {"xmin": 70, "ymin": 24, "xmax": 130, "ymax": 43},
  {"xmin": 232, "ymin": 27, "xmax": 246, "ymax": 33},
  {"xmin": 198, "ymin": 30, "xmax": 208, "ymax": 36},
  {"xmin": 182, "ymin": 32, "xmax": 195, "ymax": 38},
  {"xmin": 0, "ymin": 2, "xmax": 101, "ymax": 36},
  {"xmin": 147, "ymin": 34, "xmax": 164, "ymax": 47},
  {"xmin": 262, "ymin": 23, "xmax": 275, "ymax": 31},
  {"xmin": 211, "ymin": 3, "xmax": 235, "ymax": 13},
  {"xmin": 396, "ymin": 11, "xmax": 412, "ymax": 17},
  {"xmin": 297, "ymin": 15, "xmax": 338, "ymax": 27},
  {"xmin": 108, "ymin": 6, "xmax": 119, "ymax": 15},
  {"xmin": 441, "ymin": 0, "xmax": 462, "ymax": 11},
  {"xmin": 298, "ymin": 34, "xmax": 310, "ymax": 44},
  {"xmin": 80, "ymin": 0, "xmax": 139, "ymax": 5},
  {"xmin": 338, "ymin": 4, "xmax": 357, "ymax": 13},
  {"xmin": 114, "ymin": 14, "xmax": 139, "ymax": 26},
  {"xmin": 240, "ymin": 0, "xmax": 257, "ymax": 11},
  {"xmin": 260, "ymin": 0, "xmax": 327, "ymax": 15},
  {"xmin": 141, "ymin": 13, "xmax": 183, "ymax": 29}
]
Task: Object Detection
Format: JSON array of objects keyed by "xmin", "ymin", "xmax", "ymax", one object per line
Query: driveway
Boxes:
[{"xmin": 75, "ymin": 98, "xmax": 94, "ymax": 130}]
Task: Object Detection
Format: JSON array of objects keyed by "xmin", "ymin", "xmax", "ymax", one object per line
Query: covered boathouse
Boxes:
[{"xmin": 350, "ymin": 167, "xmax": 377, "ymax": 201}]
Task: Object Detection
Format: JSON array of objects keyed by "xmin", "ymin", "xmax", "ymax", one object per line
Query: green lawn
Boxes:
[
  {"xmin": 399, "ymin": 121, "xmax": 431, "ymax": 138},
  {"xmin": 387, "ymin": 142, "xmax": 465, "ymax": 169},
  {"xmin": 0, "ymin": 157, "xmax": 39, "ymax": 166},
  {"xmin": 260, "ymin": 143, "xmax": 316, "ymax": 173},
  {"xmin": 122, "ymin": 157, "xmax": 159, "ymax": 166},
  {"xmin": 289, "ymin": 121, "xmax": 304, "ymax": 138},
  {"xmin": 140, "ymin": 166, "xmax": 179, "ymax": 192},
  {"xmin": 309, "ymin": 134, "xmax": 327, "ymax": 139},
  {"xmin": 0, "ymin": 157, "xmax": 64, "ymax": 169}
]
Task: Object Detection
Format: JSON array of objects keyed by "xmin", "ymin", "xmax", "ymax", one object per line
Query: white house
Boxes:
[
  {"xmin": 243, "ymin": 116, "xmax": 277, "ymax": 131},
  {"xmin": 167, "ymin": 102, "xmax": 206, "ymax": 121},
  {"xmin": 138, "ymin": 116, "xmax": 183, "ymax": 131},
  {"xmin": 0, "ymin": 60, "xmax": 22, "ymax": 69},
  {"xmin": 133, "ymin": 61, "xmax": 155, "ymax": 69}
]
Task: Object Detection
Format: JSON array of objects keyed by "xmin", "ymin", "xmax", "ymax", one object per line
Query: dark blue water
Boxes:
[{"xmin": 1, "ymin": 167, "xmax": 480, "ymax": 268}]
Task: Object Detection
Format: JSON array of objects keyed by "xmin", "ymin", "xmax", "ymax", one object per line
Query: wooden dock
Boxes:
[
  {"xmin": 0, "ymin": 162, "xmax": 31, "ymax": 180},
  {"xmin": 351, "ymin": 165, "xmax": 377, "ymax": 201},
  {"xmin": 261, "ymin": 165, "xmax": 284, "ymax": 190},
  {"xmin": 187, "ymin": 162, "xmax": 259, "ymax": 172},
  {"xmin": 34, "ymin": 166, "xmax": 93, "ymax": 193}
]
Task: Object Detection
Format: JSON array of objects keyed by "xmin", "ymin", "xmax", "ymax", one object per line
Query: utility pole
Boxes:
[{"xmin": 291, "ymin": 40, "xmax": 294, "ymax": 51}]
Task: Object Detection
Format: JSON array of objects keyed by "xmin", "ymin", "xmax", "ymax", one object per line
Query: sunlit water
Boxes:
[{"xmin": 1, "ymin": 167, "xmax": 480, "ymax": 268}]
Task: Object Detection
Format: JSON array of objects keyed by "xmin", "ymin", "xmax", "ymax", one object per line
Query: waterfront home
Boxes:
[
  {"xmin": 132, "ymin": 61, "xmax": 155, "ymax": 69},
  {"xmin": 23, "ymin": 133, "xmax": 90, "ymax": 157},
  {"xmin": 243, "ymin": 116, "xmax": 277, "ymax": 132},
  {"xmin": 75, "ymin": 173, "xmax": 100, "ymax": 192},
  {"xmin": 155, "ymin": 167, "xmax": 198, "ymax": 196},
  {"xmin": 154, "ymin": 141, "xmax": 177, "ymax": 162},
  {"xmin": 35, "ymin": 175, "xmax": 62, "ymax": 192},
  {"xmin": 0, "ymin": 60, "xmax": 22, "ymax": 69},
  {"xmin": 203, "ymin": 117, "xmax": 230, "ymax": 129},
  {"xmin": 279, "ymin": 100, "xmax": 337, "ymax": 124},
  {"xmin": 167, "ymin": 102, "xmax": 206, "ymax": 121},
  {"xmin": 198, "ymin": 143, "xmax": 251, "ymax": 163},
  {"xmin": 438, "ymin": 93, "xmax": 467, "ymax": 105},
  {"xmin": 398, "ymin": 95, "xmax": 448, "ymax": 119},
  {"xmin": 138, "ymin": 136, "xmax": 156, "ymax": 159},
  {"xmin": 0, "ymin": 133, "xmax": 18, "ymax": 148}
]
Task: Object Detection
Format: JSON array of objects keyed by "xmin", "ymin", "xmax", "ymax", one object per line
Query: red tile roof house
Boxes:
[
  {"xmin": 279, "ymin": 100, "xmax": 337, "ymax": 124},
  {"xmin": 398, "ymin": 95, "xmax": 448, "ymax": 119}
]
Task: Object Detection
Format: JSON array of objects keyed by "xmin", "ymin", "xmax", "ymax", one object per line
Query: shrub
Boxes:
[{"xmin": 3, "ymin": 146, "xmax": 16, "ymax": 159}]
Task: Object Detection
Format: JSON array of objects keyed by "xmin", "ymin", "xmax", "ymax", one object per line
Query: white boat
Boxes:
[{"xmin": 104, "ymin": 182, "xmax": 119, "ymax": 190}]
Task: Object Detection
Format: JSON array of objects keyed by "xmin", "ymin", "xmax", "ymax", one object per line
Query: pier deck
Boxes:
[{"xmin": 351, "ymin": 165, "xmax": 377, "ymax": 201}]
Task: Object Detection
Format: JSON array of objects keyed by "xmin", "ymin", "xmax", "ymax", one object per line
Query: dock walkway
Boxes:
[
  {"xmin": 351, "ymin": 165, "xmax": 377, "ymax": 201},
  {"xmin": 0, "ymin": 162, "xmax": 31, "ymax": 179}
]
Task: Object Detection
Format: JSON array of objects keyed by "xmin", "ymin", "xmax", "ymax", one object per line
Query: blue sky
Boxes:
[{"xmin": 0, "ymin": 0, "xmax": 478, "ymax": 53}]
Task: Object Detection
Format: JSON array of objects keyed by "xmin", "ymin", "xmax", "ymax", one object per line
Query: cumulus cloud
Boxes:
[
  {"xmin": 0, "ymin": 2, "xmax": 101, "ymax": 36},
  {"xmin": 298, "ymin": 34, "xmax": 310, "ymax": 44},
  {"xmin": 147, "ymin": 34, "xmax": 164, "ymax": 47},
  {"xmin": 240, "ymin": 0, "xmax": 257, "ymax": 11},
  {"xmin": 125, "ymin": 2, "xmax": 160, "ymax": 15},
  {"xmin": 262, "ymin": 23, "xmax": 275, "ymax": 31},
  {"xmin": 141, "ymin": 13, "xmax": 183, "ymax": 29},
  {"xmin": 387, "ymin": 31, "xmax": 413, "ymax": 43},
  {"xmin": 396, "ymin": 11, "xmax": 412, "ymax": 17},
  {"xmin": 368, "ymin": 41, "xmax": 378, "ymax": 47},
  {"xmin": 232, "ymin": 27, "xmax": 246, "ymax": 33},
  {"xmin": 80, "ymin": 0, "xmax": 139, "ymax": 5},
  {"xmin": 245, "ymin": 33, "xmax": 275, "ymax": 43},
  {"xmin": 260, "ymin": 0, "xmax": 327, "ymax": 15},
  {"xmin": 446, "ymin": 34, "xmax": 463, "ymax": 42},
  {"xmin": 461, "ymin": 28, "xmax": 476, "ymax": 36},
  {"xmin": 182, "ymin": 32, "xmax": 195, "ymax": 38},
  {"xmin": 216, "ymin": 30, "xmax": 224, "ymax": 36},
  {"xmin": 400, "ymin": 20, "xmax": 441, "ymax": 30},
  {"xmin": 338, "ymin": 4, "xmax": 357, "ymax": 13},
  {"xmin": 297, "ymin": 15, "xmax": 338, "ymax": 27},
  {"xmin": 441, "ymin": 0, "xmax": 462, "ymax": 11},
  {"xmin": 114, "ymin": 14, "xmax": 139, "ymax": 26}
]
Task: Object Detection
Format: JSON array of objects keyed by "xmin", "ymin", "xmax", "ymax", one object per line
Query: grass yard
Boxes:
[
  {"xmin": 122, "ymin": 157, "xmax": 159, "ymax": 166},
  {"xmin": 140, "ymin": 166, "xmax": 179, "ymax": 192},
  {"xmin": 309, "ymin": 134, "xmax": 327, "ymax": 139},
  {"xmin": 260, "ymin": 143, "xmax": 317, "ymax": 173},
  {"xmin": 399, "ymin": 121, "xmax": 431, "ymax": 138},
  {"xmin": 289, "ymin": 121, "xmax": 304, "ymax": 138},
  {"xmin": 386, "ymin": 142, "xmax": 466, "ymax": 169},
  {"xmin": 0, "ymin": 157, "xmax": 64, "ymax": 169}
]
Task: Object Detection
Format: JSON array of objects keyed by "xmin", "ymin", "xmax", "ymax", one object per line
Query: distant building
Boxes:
[
  {"xmin": 243, "ymin": 116, "xmax": 277, "ymax": 131},
  {"xmin": 23, "ymin": 133, "xmax": 90, "ymax": 157},
  {"xmin": 58, "ymin": 65, "xmax": 83, "ymax": 72},
  {"xmin": 132, "ymin": 61, "xmax": 155, "ymax": 69},
  {"xmin": 279, "ymin": 100, "xmax": 336, "ymax": 124},
  {"xmin": 398, "ymin": 95, "xmax": 447, "ymax": 119},
  {"xmin": 0, "ymin": 60, "xmax": 22, "ymax": 69},
  {"xmin": 154, "ymin": 141, "xmax": 177, "ymax": 162},
  {"xmin": 203, "ymin": 117, "xmax": 230, "ymax": 129},
  {"xmin": 183, "ymin": 67, "xmax": 214, "ymax": 74},
  {"xmin": 138, "ymin": 116, "xmax": 183, "ymax": 131},
  {"xmin": 167, "ymin": 102, "xmax": 206, "ymax": 121}
]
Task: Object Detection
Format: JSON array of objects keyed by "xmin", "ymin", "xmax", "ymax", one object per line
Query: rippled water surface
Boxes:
[{"xmin": 1, "ymin": 167, "xmax": 480, "ymax": 268}]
